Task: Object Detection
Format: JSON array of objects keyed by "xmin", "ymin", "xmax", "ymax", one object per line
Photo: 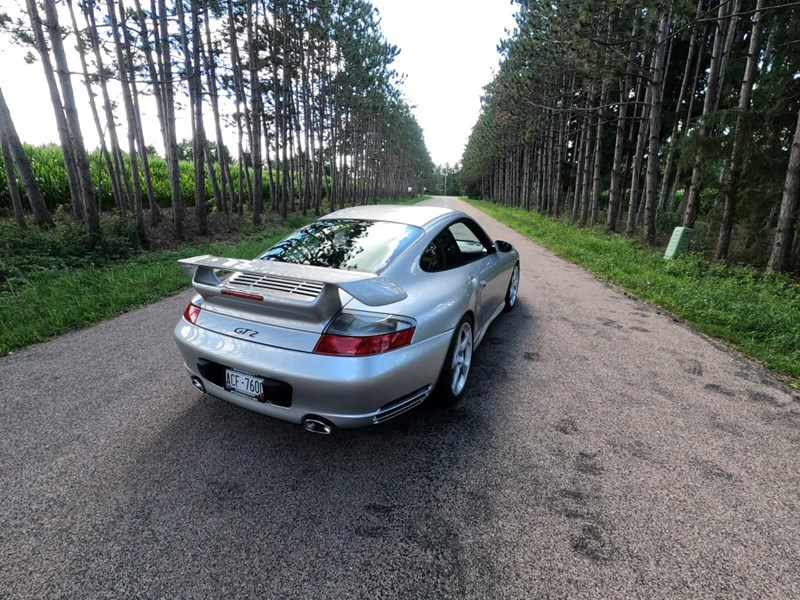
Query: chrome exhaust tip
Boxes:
[
  {"xmin": 190, "ymin": 376, "xmax": 206, "ymax": 393},
  {"xmin": 303, "ymin": 417, "xmax": 333, "ymax": 435}
]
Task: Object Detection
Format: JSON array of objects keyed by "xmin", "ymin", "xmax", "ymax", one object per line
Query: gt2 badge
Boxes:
[{"xmin": 234, "ymin": 327, "xmax": 258, "ymax": 338}]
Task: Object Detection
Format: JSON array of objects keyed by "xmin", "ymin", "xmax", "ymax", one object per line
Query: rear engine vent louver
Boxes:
[{"xmin": 228, "ymin": 273, "xmax": 325, "ymax": 301}]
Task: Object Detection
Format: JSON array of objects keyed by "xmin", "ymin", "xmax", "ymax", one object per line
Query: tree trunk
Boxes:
[
  {"xmin": 227, "ymin": 0, "xmax": 249, "ymax": 215},
  {"xmin": 580, "ymin": 105, "xmax": 594, "ymax": 227},
  {"xmin": 715, "ymin": 0, "xmax": 764, "ymax": 261},
  {"xmin": 85, "ymin": 0, "xmax": 132, "ymax": 215},
  {"xmin": 26, "ymin": 0, "xmax": 84, "ymax": 222},
  {"xmin": 626, "ymin": 80, "xmax": 651, "ymax": 234},
  {"xmin": 0, "ymin": 88, "xmax": 53, "ymax": 228},
  {"xmin": 571, "ymin": 120, "xmax": 587, "ymax": 222},
  {"xmin": 644, "ymin": 14, "xmax": 670, "ymax": 245},
  {"xmin": 203, "ymin": 6, "xmax": 233, "ymax": 213},
  {"xmin": 659, "ymin": 0, "xmax": 702, "ymax": 212},
  {"xmin": 675, "ymin": 22, "xmax": 709, "ymax": 217},
  {"xmin": 66, "ymin": 0, "xmax": 125, "ymax": 217},
  {"xmin": 607, "ymin": 26, "xmax": 637, "ymax": 232},
  {"xmin": 131, "ymin": 0, "xmax": 162, "ymax": 226},
  {"xmin": 121, "ymin": 23, "xmax": 157, "ymax": 231},
  {"xmin": 713, "ymin": 0, "xmax": 742, "ymax": 110},
  {"xmin": 0, "ymin": 125, "xmax": 27, "ymax": 229},
  {"xmin": 683, "ymin": 0, "xmax": 734, "ymax": 228},
  {"xmin": 106, "ymin": 0, "xmax": 145, "ymax": 237},
  {"xmin": 590, "ymin": 79, "xmax": 606, "ymax": 226},
  {"xmin": 40, "ymin": 0, "xmax": 99, "ymax": 244},
  {"xmin": 157, "ymin": 0, "xmax": 184, "ymax": 239},
  {"xmin": 766, "ymin": 105, "xmax": 800, "ymax": 273},
  {"xmin": 176, "ymin": 0, "xmax": 208, "ymax": 234},
  {"xmin": 246, "ymin": 0, "xmax": 263, "ymax": 224}
]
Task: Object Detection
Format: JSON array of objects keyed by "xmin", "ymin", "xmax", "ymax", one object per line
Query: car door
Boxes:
[
  {"xmin": 420, "ymin": 219, "xmax": 507, "ymax": 333},
  {"xmin": 445, "ymin": 220, "xmax": 506, "ymax": 333}
]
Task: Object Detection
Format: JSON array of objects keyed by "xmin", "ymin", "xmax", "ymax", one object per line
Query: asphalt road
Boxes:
[{"xmin": 1, "ymin": 197, "xmax": 799, "ymax": 599}]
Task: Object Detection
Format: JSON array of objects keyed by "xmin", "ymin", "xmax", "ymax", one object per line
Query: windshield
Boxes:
[{"xmin": 258, "ymin": 219, "xmax": 422, "ymax": 273}]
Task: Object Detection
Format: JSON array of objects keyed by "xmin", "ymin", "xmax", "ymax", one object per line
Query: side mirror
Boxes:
[{"xmin": 495, "ymin": 240, "xmax": 513, "ymax": 253}]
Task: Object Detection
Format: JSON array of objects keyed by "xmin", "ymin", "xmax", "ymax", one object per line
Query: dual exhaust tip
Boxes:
[
  {"xmin": 190, "ymin": 376, "xmax": 206, "ymax": 393},
  {"xmin": 303, "ymin": 417, "xmax": 333, "ymax": 435}
]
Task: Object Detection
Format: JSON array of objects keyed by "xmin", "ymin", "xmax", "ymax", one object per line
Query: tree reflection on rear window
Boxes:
[{"xmin": 258, "ymin": 219, "xmax": 422, "ymax": 273}]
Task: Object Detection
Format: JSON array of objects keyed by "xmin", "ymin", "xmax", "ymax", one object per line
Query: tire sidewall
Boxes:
[
  {"xmin": 436, "ymin": 315, "xmax": 474, "ymax": 404},
  {"xmin": 504, "ymin": 262, "xmax": 520, "ymax": 311}
]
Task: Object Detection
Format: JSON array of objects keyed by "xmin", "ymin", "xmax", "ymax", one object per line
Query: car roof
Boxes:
[{"xmin": 322, "ymin": 204, "xmax": 461, "ymax": 229}]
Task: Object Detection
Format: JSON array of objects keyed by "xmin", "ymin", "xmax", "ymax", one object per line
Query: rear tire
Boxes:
[
  {"xmin": 436, "ymin": 315, "xmax": 473, "ymax": 403},
  {"xmin": 504, "ymin": 263, "xmax": 520, "ymax": 312}
]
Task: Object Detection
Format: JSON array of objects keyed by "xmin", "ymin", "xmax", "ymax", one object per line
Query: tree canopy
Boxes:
[
  {"xmin": 461, "ymin": 0, "xmax": 800, "ymax": 273},
  {"xmin": 0, "ymin": 0, "xmax": 436, "ymax": 241}
]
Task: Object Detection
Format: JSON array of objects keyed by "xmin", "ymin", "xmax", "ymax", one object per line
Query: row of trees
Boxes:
[
  {"xmin": 461, "ymin": 0, "xmax": 800, "ymax": 273},
  {"xmin": 0, "ymin": 0, "xmax": 436, "ymax": 243}
]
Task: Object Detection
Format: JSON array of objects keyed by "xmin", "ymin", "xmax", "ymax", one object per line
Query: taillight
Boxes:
[
  {"xmin": 183, "ymin": 302, "xmax": 202, "ymax": 324},
  {"xmin": 313, "ymin": 310, "xmax": 416, "ymax": 356},
  {"xmin": 221, "ymin": 289, "xmax": 264, "ymax": 302}
]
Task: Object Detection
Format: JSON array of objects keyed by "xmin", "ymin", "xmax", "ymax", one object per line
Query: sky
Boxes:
[
  {"xmin": 370, "ymin": 0, "xmax": 517, "ymax": 166},
  {"xmin": 0, "ymin": 0, "xmax": 517, "ymax": 168}
]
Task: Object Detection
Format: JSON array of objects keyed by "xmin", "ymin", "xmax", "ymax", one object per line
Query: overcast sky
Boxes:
[
  {"xmin": 370, "ymin": 0, "xmax": 517, "ymax": 166},
  {"xmin": 0, "ymin": 0, "xmax": 517, "ymax": 167}
]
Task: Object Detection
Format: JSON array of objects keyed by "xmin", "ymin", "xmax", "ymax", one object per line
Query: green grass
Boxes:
[
  {"xmin": 0, "ymin": 215, "xmax": 315, "ymax": 356},
  {"xmin": 469, "ymin": 199, "xmax": 800, "ymax": 386}
]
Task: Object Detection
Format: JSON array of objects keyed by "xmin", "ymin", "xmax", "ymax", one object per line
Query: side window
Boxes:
[
  {"xmin": 439, "ymin": 228, "xmax": 464, "ymax": 267},
  {"xmin": 420, "ymin": 238, "xmax": 445, "ymax": 272},
  {"xmin": 450, "ymin": 222, "xmax": 489, "ymax": 263},
  {"xmin": 420, "ymin": 221, "xmax": 492, "ymax": 272},
  {"xmin": 420, "ymin": 229, "xmax": 462, "ymax": 272}
]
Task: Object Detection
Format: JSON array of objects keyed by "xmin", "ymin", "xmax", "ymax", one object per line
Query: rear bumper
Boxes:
[{"xmin": 173, "ymin": 321, "xmax": 451, "ymax": 429}]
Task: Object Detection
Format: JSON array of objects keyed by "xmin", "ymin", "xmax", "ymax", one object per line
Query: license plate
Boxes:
[{"xmin": 225, "ymin": 368, "xmax": 264, "ymax": 399}]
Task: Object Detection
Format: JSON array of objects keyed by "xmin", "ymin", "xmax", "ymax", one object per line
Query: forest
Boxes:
[
  {"xmin": 461, "ymin": 0, "xmax": 800, "ymax": 273},
  {"xmin": 0, "ymin": 0, "xmax": 436, "ymax": 246}
]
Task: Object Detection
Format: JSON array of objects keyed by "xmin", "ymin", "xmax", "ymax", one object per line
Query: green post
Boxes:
[{"xmin": 664, "ymin": 227, "xmax": 693, "ymax": 259}]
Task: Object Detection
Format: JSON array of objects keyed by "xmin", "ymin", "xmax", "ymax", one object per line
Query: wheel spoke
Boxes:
[
  {"xmin": 449, "ymin": 321, "xmax": 473, "ymax": 396},
  {"xmin": 506, "ymin": 265, "xmax": 520, "ymax": 307}
]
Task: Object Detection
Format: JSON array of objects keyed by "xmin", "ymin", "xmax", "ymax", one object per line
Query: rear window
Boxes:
[{"xmin": 258, "ymin": 219, "xmax": 422, "ymax": 273}]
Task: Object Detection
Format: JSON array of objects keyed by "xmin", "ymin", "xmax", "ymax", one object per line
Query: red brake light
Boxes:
[
  {"xmin": 221, "ymin": 289, "xmax": 264, "ymax": 302},
  {"xmin": 183, "ymin": 303, "xmax": 201, "ymax": 324},
  {"xmin": 313, "ymin": 310, "xmax": 416, "ymax": 356},
  {"xmin": 314, "ymin": 328, "xmax": 415, "ymax": 356}
]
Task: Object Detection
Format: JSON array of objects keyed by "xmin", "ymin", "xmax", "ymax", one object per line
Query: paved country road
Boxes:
[{"xmin": 1, "ymin": 197, "xmax": 798, "ymax": 598}]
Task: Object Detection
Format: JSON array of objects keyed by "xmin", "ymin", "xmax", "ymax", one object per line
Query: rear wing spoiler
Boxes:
[{"xmin": 178, "ymin": 255, "xmax": 407, "ymax": 308}]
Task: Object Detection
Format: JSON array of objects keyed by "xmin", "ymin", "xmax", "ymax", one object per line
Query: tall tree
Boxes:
[
  {"xmin": 0, "ymin": 87, "xmax": 53, "ymax": 228},
  {"xmin": 715, "ymin": 0, "xmax": 765, "ymax": 261},
  {"xmin": 0, "ymin": 126, "xmax": 27, "ymax": 230},
  {"xmin": 24, "ymin": 0, "xmax": 84, "ymax": 222},
  {"xmin": 766, "ymin": 106, "xmax": 800, "ymax": 273},
  {"xmin": 644, "ymin": 13, "xmax": 670, "ymax": 245},
  {"xmin": 40, "ymin": 0, "xmax": 99, "ymax": 243},
  {"xmin": 682, "ymin": 0, "xmax": 737, "ymax": 229},
  {"xmin": 156, "ymin": 0, "xmax": 185, "ymax": 239},
  {"xmin": 106, "ymin": 0, "xmax": 145, "ymax": 236},
  {"xmin": 66, "ymin": 0, "xmax": 125, "ymax": 217},
  {"xmin": 246, "ymin": 0, "xmax": 264, "ymax": 224}
]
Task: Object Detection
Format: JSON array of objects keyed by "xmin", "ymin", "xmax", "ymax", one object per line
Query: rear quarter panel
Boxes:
[{"xmin": 347, "ymin": 258, "xmax": 475, "ymax": 346}]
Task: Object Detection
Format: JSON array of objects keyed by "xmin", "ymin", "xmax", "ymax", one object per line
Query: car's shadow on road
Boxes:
[{"xmin": 104, "ymin": 300, "xmax": 540, "ymax": 591}]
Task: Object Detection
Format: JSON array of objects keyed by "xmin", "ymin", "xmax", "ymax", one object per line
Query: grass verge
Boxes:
[
  {"xmin": 0, "ymin": 214, "xmax": 315, "ymax": 356},
  {"xmin": 468, "ymin": 199, "xmax": 800, "ymax": 386}
]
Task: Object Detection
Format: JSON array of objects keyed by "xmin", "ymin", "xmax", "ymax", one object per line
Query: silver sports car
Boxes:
[{"xmin": 174, "ymin": 205, "xmax": 520, "ymax": 433}]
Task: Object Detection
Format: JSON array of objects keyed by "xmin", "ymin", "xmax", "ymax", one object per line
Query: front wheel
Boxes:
[
  {"xmin": 504, "ymin": 263, "xmax": 520, "ymax": 311},
  {"xmin": 436, "ymin": 315, "xmax": 474, "ymax": 403}
]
